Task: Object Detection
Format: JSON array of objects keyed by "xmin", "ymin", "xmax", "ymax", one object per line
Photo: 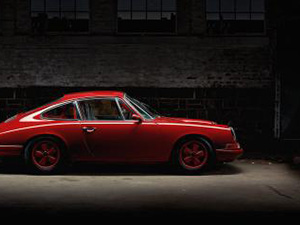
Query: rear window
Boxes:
[{"xmin": 42, "ymin": 103, "xmax": 78, "ymax": 120}]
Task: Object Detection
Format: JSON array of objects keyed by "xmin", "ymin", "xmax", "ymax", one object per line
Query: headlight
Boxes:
[{"xmin": 230, "ymin": 127, "xmax": 237, "ymax": 141}]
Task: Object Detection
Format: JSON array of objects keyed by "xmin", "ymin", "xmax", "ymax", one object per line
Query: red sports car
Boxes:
[{"xmin": 0, "ymin": 91, "xmax": 243, "ymax": 174}]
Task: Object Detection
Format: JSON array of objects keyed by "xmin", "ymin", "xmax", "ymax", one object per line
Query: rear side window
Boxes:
[
  {"xmin": 78, "ymin": 99, "xmax": 123, "ymax": 121},
  {"xmin": 43, "ymin": 103, "xmax": 78, "ymax": 120}
]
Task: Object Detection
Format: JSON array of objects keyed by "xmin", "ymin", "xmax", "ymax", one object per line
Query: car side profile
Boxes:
[{"xmin": 0, "ymin": 91, "xmax": 243, "ymax": 174}]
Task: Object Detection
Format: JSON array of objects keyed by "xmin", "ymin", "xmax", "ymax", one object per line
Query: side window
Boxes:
[
  {"xmin": 43, "ymin": 103, "xmax": 77, "ymax": 120},
  {"xmin": 78, "ymin": 99, "xmax": 122, "ymax": 121},
  {"xmin": 118, "ymin": 99, "xmax": 134, "ymax": 120}
]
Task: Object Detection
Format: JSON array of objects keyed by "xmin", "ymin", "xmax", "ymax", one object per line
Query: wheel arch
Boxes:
[
  {"xmin": 22, "ymin": 134, "xmax": 69, "ymax": 157},
  {"xmin": 169, "ymin": 134, "xmax": 215, "ymax": 161}
]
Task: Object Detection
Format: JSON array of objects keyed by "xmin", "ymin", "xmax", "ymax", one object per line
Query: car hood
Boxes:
[{"xmin": 154, "ymin": 116, "xmax": 217, "ymax": 125}]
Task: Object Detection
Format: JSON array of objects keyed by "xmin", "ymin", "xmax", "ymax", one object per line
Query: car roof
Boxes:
[{"xmin": 60, "ymin": 91, "xmax": 125, "ymax": 101}]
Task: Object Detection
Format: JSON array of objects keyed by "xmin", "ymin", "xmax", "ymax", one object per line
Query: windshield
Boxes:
[{"xmin": 125, "ymin": 95, "xmax": 160, "ymax": 119}]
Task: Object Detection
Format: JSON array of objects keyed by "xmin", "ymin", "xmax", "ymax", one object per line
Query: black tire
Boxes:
[
  {"xmin": 173, "ymin": 136, "xmax": 216, "ymax": 174},
  {"xmin": 24, "ymin": 136, "xmax": 67, "ymax": 174}
]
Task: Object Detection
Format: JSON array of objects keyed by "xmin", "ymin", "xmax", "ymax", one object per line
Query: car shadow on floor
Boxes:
[
  {"xmin": 0, "ymin": 160, "xmax": 243, "ymax": 176},
  {"xmin": 69, "ymin": 162, "xmax": 243, "ymax": 176}
]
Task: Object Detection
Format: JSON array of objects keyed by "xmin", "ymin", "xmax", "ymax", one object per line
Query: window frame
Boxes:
[
  {"xmin": 205, "ymin": 0, "xmax": 266, "ymax": 36},
  {"xmin": 40, "ymin": 96, "xmax": 154, "ymax": 122},
  {"xmin": 75, "ymin": 97, "xmax": 127, "ymax": 121},
  {"xmin": 30, "ymin": 0, "xmax": 90, "ymax": 34},
  {"xmin": 116, "ymin": 0, "xmax": 178, "ymax": 35},
  {"xmin": 41, "ymin": 101, "xmax": 80, "ymax": 121},
  {"xmin": 123, "ymin": 95, "xmax": 155, "ymax": 120},
  {"xmin": 116, "ymin": 97, "xmax": 137, "ymax": 121}
]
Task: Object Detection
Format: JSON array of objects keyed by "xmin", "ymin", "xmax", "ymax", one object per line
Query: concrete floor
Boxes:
[{"xmin": 1, "ymin": 159, "xmax": 300, "ymax": 224}]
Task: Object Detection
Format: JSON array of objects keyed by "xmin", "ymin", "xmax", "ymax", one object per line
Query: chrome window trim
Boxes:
[
  {"xmin": 74, "ymin": 100, "xmax": 83, "ymax": 121},
  {"xmin": 121, "ymin": 95, "xmax": 147, "ymax": 120},
  {"xmin": 33, "ymin": 95, "xmax": 154, "ymax": 123},
  {"xmin": 41, "ymin": 101, "xmax": 81, "ymax": 121},
  {"xmin": 115, "ymin": 97, "xmax": 126, "ymax": 120},
  {"xmin": 123, "ymin": 94, "xmax": 154, "ymax": 120},
  {"xmin": 76, "ymin": 97, "xmax": 125, "ymax": 121},
  {"xmin": 20, "ymin": 99, "xmax": 78, "ymax": 122},
  {"xmin": 116, "ymin": 97, "xmax": 140, "ymax": 121}
]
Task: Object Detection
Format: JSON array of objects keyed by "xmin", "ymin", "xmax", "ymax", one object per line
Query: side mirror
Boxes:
[{"xmin": 131, "ymin": 114, "xmax": 143, "ymax": 124}]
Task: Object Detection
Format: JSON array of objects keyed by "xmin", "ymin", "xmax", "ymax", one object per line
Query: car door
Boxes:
[{"xmin": 77, "ymin": 97, "xmax": 162, "ymax": 162}]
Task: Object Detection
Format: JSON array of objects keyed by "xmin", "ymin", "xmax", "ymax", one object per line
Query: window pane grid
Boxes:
[
  {"xmin": 31, "ymin": 2, "xmax": 89, "ymax": 20},
  {"xmin": 118, "ymin": 10, "xmax": 174, "ymax": 12},
  {"xmin": 31, "ymin": 0, "xmax": 89, "ymax": 32},
  {"xmin": 118, "ymin": 0, "xmax": 177, "ymax": 33},
  {"xmin": 206, "ymin": 0, "xmax": 265, "ymax": 34},
  {"xmin": 206, "ymin": 0, "xmax": 264, "ymax": 18}
]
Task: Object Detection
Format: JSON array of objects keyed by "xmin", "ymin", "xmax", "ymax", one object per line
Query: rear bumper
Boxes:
[
  {"xmin": 216, "ymin": 148, "xmax": 244, "ymax": 162},
  {"xmin": 0, "ymin": 145, "xmax": 23, "ymax": 157}
]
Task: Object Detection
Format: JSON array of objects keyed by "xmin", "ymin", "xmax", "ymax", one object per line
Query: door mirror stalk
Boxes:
[{"xmin": 132, "ymin": 114, "xmax": 143, "ymax": 124}]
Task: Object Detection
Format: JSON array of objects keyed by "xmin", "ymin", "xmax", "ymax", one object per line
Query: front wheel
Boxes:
[
  {"xmin": 173, "ymin": 137, "xmax": 216, "ymax": 174},
  {"xmin": 24, "ymin": 137, "xmax": 66, "ymax": 174}
]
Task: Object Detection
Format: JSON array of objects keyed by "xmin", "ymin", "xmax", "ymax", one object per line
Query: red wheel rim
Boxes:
[
  {"xmin": 179, "ymin": 140, "xmax": 208, "ymax": 170},
  {"xmin": 32, "ymin": 141, "xmax": 60, "ymax": 170}
]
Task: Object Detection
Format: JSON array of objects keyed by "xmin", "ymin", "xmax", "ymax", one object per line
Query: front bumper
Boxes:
[
  {"xmin": 0, "ymin": 145, "xmax": 23, "ymax": 157},
  {"xmin": 216, "ymin": 147, "xmax": 243, "ymax": 162}
]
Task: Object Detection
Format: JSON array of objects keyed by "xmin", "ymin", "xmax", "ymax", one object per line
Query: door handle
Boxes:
[{"xmin": 82, "ymin": 127, "xmax": 97, "ymax": 133}]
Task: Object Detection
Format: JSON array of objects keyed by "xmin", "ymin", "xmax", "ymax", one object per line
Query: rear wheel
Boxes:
[
  {"xmin": 173, "ymin": 137, "xmax": 216, "ymax": 174},
  {"xmin": 24, "ymin": 137, "xmax": 66, "ymax": 174}
]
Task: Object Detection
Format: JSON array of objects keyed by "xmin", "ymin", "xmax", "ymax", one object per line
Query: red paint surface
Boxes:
[{"xmin": 0, "ymin": 91, "xmax": 243, "ymax": 164}]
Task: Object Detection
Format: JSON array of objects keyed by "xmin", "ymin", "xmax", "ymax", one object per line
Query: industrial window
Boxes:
[
  {"xmin": 117, "ymin": 0, "xmax": 177, "ymax": 33},
  {"xmin": 31, "ymin": 0, "xmax": 89, "ymax": 33},
  {"xmin": 206, "ymin": 0, "xmax": 265, "ymax": 35}
]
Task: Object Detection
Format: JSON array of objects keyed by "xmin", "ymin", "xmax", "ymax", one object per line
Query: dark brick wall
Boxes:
[
  {"xmin": 90, "ymin": 0, "xmax": 117, "ymax": 34},
  {"xmin": 15, "ymin": 0, "xmax": 31, "ymax": 35},
  {"xmin": 0, "ymin": 0, "xmax": 2, "ymax": 34},
  {"xmin": 0, "ymin": 87, "xmax": 275, "ymax": 152},
  {"xmin": 0, "ymin": 0, "xmax": 15, "ymax": 36},
  {"xmin": 176, "ymin": 0, "xmax": 206, "ymax": 35},
  {"xmin": 0, "ymin": 36, "xmax": 272, "ymax": 88}
]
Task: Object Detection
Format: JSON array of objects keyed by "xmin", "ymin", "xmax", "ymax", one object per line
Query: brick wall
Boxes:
[
  {"xmin": 15, "ymin": 0, "xmax": 31, "ymax": 35},
  {"xmin": 0, "ymin": 0, "xmax": 15, "ymax": 36},
  {"xmin": 90, "ymin": 0, "xmax": 117, "ymax": 34},
  {"xmin": 0, "ymin": 36, "xmax": 271, "ymax": 88}
]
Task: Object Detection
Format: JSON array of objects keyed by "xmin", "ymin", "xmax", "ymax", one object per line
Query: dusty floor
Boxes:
[{"xmin": 0, "ymin": 159, "xmax": 300, "ymax": 224}]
